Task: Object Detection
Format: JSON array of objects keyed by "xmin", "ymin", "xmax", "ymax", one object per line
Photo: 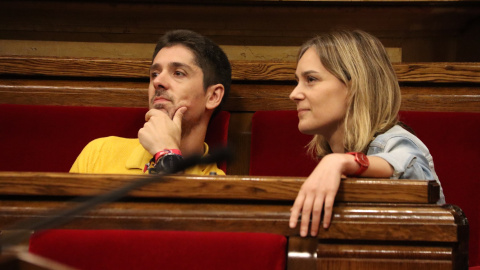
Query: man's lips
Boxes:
[{"xmin": 153, "ymin": 97, "xmax": 171, "ymax": 103}]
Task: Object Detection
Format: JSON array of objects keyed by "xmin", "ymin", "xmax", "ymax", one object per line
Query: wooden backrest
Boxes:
[
  {"xmin": 0, "ymin": 172, "xmax": 468, "ymax": 270},
  {"xmin": 0, "ymin": 56, "xmax": 479, "ymax": 112}
]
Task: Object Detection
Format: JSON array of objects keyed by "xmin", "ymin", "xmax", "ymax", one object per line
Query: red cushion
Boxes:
[
  {"xmin": 205, "ymin": 111, "xmax": 230, "ymax": 172},
  {"xmin": 0, "ymin": 104, "xmax": 229, "ymax": 173},
  {"xmin": 29, "ymin": 229, "xmax": 286, "ymax": 270},
  {"xmin": 398, "ymin": 111, "xmax": 480, "ymax": 267},
  {"xmin": 250, "ymin": 110, "xmax": 480, "ymax": 266},
  {"xmin": 250, "ymin": 110, "xmax": 317, "ymax": 176}
]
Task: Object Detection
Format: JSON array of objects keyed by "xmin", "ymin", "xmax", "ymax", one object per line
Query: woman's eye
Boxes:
[{"xmin": 307, "ymin": 76, "xmax": 317, "ymax": 83}]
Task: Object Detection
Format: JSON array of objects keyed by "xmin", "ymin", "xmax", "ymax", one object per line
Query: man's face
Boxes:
[{"xmin": 148, "ymin": 45, "xmax": 208, "ymax": 125}]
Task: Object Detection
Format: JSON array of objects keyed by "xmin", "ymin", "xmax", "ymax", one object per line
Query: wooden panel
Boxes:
[
  {"xmin": 316, "ymin": 244, "xmax": 452, "ymax": 270},
  {"xmin": 1, "ymin": 56, "xmax": 479, "ymax": 83},
  {"xmin": 0, "ymin": 1, "xmax": 478, "ymax": 62},
  {"xmin": 0, "ymin": 172, "xmax": 439, "ymax": 203},
  {"xmin": 0, "ymin": 79, "xmax": 148, "ymax": 108},
  {"xmin": 288, "ymin": 237, "xmax": 318, "ymax": 270},
  {"xmin": 1, "ymin": 78, "xmax": 479, "ymax": 112},
  {"xmin": 0, "ymin": 40, "xmax": 403, "ymax": 63},
  {"xmin": 0, "ymin": 202, "xmax": 457, "ymax": 240},
  {"xmin": 0, "ymin": 172, "xmax": 452, "ymax": 256},
  {"xmin": 2, "ymin": 2, "xmax": 474, "ymax": 43},
  {"xmin": 226, "ymin": 113, "xmax": 253, "ymax": 175},
  {"xmin": 0, "ymin": 172, "xmax": 468, "ymax": 269},
  {"xmin": 226, "ymin": 84, "xmax": 480, "ymax": 112}
]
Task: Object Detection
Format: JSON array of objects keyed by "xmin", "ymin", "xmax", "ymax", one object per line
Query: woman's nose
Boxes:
[{"xmin": 289, "ymin": 84, "xmax": 303, "ymax": 101}]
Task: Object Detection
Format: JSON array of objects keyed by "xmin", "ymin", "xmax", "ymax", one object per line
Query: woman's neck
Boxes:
[{"xmin": 326, "ymin": 123, "xmax": 345, "ymax": 154}]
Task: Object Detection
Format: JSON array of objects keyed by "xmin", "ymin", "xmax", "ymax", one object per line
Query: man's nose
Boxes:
[{"xmin": 153, "ymin": 71, "xmax": 169, "ymax": 90}]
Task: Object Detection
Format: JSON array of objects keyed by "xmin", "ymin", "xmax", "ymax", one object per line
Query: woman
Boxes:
[{"xmin": 288, "ymin": 29, "xmax": 445, "ymax": 237}]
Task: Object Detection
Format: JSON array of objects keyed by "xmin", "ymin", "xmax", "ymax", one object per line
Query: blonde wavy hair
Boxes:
[{"xmin": 298, "ymin": 29, "xmax": 401, "ymax": 158}]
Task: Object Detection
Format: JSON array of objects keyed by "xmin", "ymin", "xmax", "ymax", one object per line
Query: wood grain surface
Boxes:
[
  {"xmin": 0, "ymin": 172, "xmax": 439, "ymax": 203},
  {"xmin": 1, "ymin": 56, "xmax": 479, "ymax": 83},
  {"xmin": 0, "ymin": 172, "xmax": 467, "ymax": 269}
]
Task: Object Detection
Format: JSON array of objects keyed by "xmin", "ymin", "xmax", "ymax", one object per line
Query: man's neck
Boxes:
[{"xmin": 179, "ymin": 122, "xmax": 208, "ymax": 157}]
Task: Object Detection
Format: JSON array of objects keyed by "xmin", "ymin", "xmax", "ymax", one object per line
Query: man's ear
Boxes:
[{"xmin": 205, "ymin": 84, "xmax": 225, "ymax": 110}]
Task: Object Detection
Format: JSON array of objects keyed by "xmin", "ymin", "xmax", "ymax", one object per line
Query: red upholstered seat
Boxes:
[
  {"xmin": 398, "ymin": 111, "xmax": 480, "ymax": 268},
  {"xmin": 0, "ymin": 104, "xmax": 229, "ymax": 173},
  {"xmin": 250, "ymin": 110, "xmax": 317, "ymax": 177},
  {"xmin": 249, "ymin": 110, "xmax": 480, "ymax": 267},
  {"xmin": 29, "ymin": 229, "xmax": 287, "ymax": 270}
]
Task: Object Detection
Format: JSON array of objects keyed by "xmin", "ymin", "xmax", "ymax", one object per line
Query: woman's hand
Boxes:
[{"xmin": 289, "ymin": 153, "xmax": 349, "ymax": 237}]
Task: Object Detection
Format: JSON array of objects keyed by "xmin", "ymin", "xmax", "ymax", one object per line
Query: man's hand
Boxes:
[{"xmin": 138, "ymin": 107, "xmax": 187, "ymax": 155}]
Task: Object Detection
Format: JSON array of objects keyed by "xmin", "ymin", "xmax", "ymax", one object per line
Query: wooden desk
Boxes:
[{"xmin": 0, "ymin": 172, "xmax": 468, "ymax": 269}]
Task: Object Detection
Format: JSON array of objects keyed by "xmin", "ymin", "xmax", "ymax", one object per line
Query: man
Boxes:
[{"xmin": 70, "ymin": 30, "xmax": 231, "ymax": 175}]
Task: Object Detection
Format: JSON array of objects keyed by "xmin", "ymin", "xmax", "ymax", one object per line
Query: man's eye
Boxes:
[
  {"xmin": 174, "ymin": 71, "xmax": 186, "ymax": 77},
  {"xmin": 150, "ymin": 72, "xmax": 158, "ymax": 78}
]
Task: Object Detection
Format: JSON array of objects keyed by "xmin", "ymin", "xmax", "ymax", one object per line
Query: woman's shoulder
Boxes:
[
  {"xmin": 372, "ymin": 125, "xmax": 429, "ymax": 151},
  {"xmin": 378, "ymin": 124, "xmax": 420, "ymax": 139}
]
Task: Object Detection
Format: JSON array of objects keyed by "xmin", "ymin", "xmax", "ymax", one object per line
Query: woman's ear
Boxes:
[{"xmin": 205, "ymin": 84, "xmax": 225, "ymax": 110}]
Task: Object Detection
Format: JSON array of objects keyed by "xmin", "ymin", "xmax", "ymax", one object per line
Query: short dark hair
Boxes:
[{"xmin": 152, "ymin": 29, "xmax": 231, "ymax": 117}]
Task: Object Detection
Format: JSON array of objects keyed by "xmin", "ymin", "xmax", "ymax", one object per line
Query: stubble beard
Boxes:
[{"xmin": 150, "ymin": 91, "xmax": 199, "ymax": 139}]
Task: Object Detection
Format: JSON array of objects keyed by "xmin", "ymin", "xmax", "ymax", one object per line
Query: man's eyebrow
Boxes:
[
  {"xmin": 169, "ymin": 62, "xmax": 194, "ymax": 72},
  {"xmin": 149, "ymin": 63, "xmax": 160, "ymax": 72},
  {"xmin": 149, "ymin": 62, "xmax": 195, "ymax": 72}
]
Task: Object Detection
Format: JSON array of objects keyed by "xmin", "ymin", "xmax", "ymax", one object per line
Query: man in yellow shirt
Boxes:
[{"xmin": 70, "ymin": 30, "xmax": 231, "ymax": 175}]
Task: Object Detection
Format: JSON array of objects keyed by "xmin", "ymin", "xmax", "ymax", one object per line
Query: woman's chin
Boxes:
[{"xmin": 298, "ymin": 125, "xmax": 317, "ymax": 135}]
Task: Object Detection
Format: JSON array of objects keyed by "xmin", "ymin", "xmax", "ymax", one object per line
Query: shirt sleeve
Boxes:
[
  {"xmin": 369, "ymin": 136, "xmax": 435, "ymax": 180},
  {"xmin": 69, "ymin": 138, "xmax": 104, "ymax": 173}
]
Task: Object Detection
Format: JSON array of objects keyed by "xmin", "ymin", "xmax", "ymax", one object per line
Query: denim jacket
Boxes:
[{"xmin": 367, "ymin": 125, "xmax": 445, "ymax": 204}]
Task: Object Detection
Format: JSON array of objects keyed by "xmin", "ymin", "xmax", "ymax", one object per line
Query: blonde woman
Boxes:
[{"xmin": 289, "ymin": 29, "xmax": 445, "ymax": 237}]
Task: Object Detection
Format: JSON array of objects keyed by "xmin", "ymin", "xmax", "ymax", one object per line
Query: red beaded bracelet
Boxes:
[{"xmin": 154, "ymin": 149, "xmax": 182, "ymax": 162}]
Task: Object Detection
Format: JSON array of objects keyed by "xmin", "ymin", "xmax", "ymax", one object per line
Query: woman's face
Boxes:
[{"xmin": 290, "ymin": 47, "xmax": 349, "ymax": 137}]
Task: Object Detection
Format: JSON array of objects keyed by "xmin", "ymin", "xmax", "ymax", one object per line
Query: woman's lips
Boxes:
[{"xmin": 297, "ymin": 108, "xmax": 309, "ymax": 115}]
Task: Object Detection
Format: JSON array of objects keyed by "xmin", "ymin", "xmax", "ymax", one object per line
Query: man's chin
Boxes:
[{"xmin": 152, "ymin": 105, "xmax": 173, "ymax": 119}]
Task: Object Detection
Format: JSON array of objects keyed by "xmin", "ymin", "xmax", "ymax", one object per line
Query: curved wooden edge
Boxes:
[
  {"xmin": 0, "ymin": 201, "xmax": 460, "ymax": 240},
  {"xmin": 442, "ymin": 204, "xmax": 470, "ymax": 270},
  {"xmin": 0, "ymin": 172, "xmax": 438, "ymax": 203},
  {"xmin": 1, "ymin": 56, "xmax": 479, "ymax": 83},
  {"xmin": 287, "ymin": 237, "xmax": 318, "ymax": 270}
]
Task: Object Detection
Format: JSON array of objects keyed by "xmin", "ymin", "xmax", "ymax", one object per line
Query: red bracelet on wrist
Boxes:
[
  {"xmin": 345, "ymin": 152, "xmax": 369, "ymax": 176},
  {"xmin": 154, "ymin": 149, "xmax": 182, "ymax": 162}
]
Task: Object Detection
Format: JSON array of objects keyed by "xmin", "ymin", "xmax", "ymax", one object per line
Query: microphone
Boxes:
[
  {"xmin": 170, "ymin": 146, "xmax": 232, "ymax": 173},
  {"xmin": 0, "ymin": 147, "xmax": 232, "ymax": 251}
]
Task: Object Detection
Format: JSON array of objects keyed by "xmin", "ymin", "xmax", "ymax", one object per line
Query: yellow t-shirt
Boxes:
[{"xmin": 70, "ymin": 136, "xmax": 225, "ymax": 175}]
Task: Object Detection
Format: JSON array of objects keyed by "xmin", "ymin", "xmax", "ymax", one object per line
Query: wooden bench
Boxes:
[
  {"xmin": 0, "ymin": 172, "xmax": 468, "ymax": 270},
  {"xmin": 0, "ymin": 56, "xmax": 479, "ymax": 269}
]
